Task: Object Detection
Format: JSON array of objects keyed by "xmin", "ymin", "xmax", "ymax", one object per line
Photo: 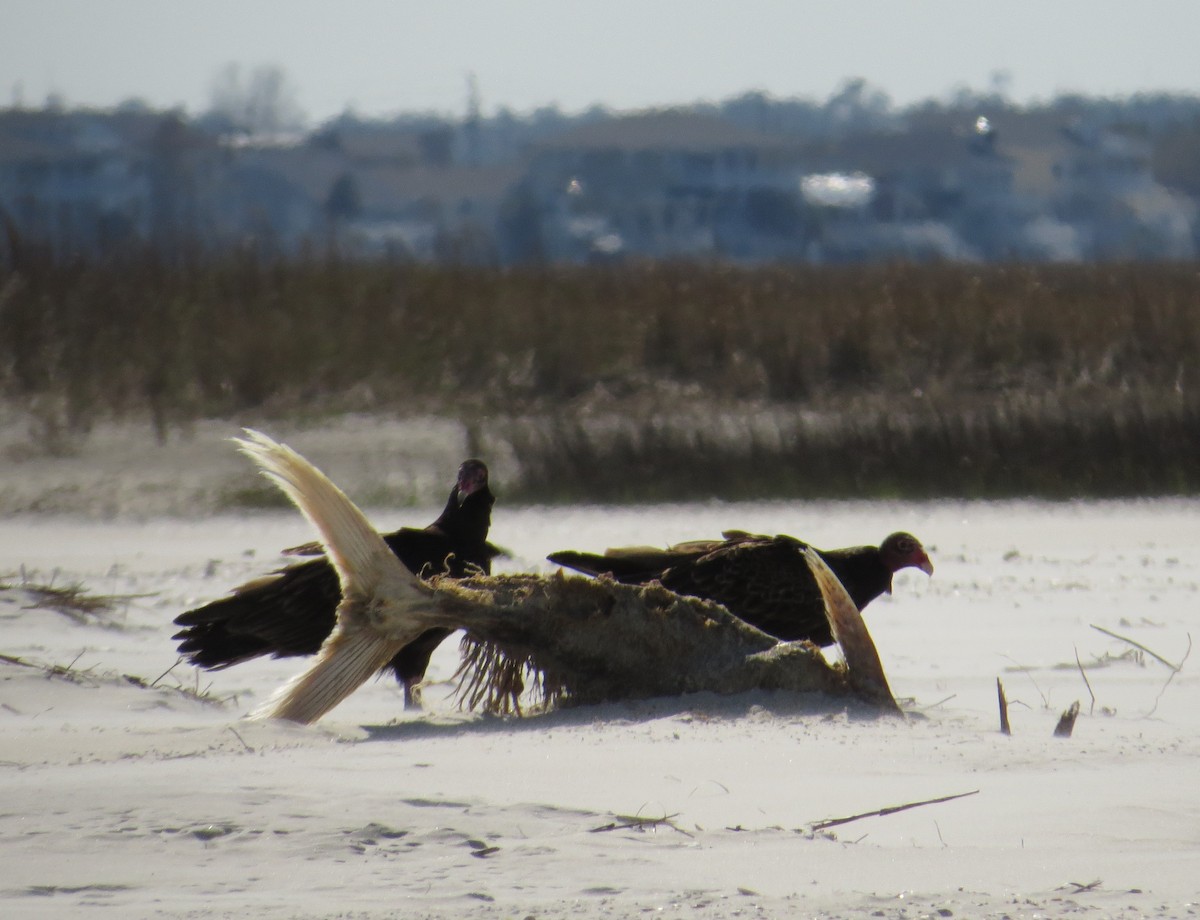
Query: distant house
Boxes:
[
  {"xmin": 1053, "ymin": 123, "xmax": 1195, "ymax": 260},
  {"xmin": 3, "ymin": 101, "xmax": 1196, "ymax": 267},
  {"xmin": 0, "ymin": 109, "xmax": 254, "ymax": 260},
  {"xmin": 799, "ymin": 115, "xmax": 1033, "ymax": 262},
  {"xmin": 223, "ymin": 126, "xmax": 523, "ymax": 263},
  {"xmin": 512, "ymin": 110, "xmax": 815, "ymax": 264},
  {"xmin": 343, "ymin": 161, "xmax": 522, "ymax": 263},
  {"xmin": 0, "ymin": 110, "xmax": 157, "ymax": 258}
]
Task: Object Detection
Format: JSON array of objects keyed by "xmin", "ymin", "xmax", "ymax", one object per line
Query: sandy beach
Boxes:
[{"xmin": 1, "ymin": 421, "xmax": 1197, "ymax": 919}]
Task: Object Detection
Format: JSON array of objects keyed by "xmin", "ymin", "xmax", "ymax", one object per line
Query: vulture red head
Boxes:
[
  {"xmin": 878, "ymin": 531, "xmax": 935, "ymax": 590},
  {"xmin": 455, "ymin": 459, "xmax": 490, "ymax": 503}
]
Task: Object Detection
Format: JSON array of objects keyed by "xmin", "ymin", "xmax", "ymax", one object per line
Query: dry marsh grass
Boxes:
[{"xmin": 1, "ymin": 252, "xmax": 1197, "ymax": 497}]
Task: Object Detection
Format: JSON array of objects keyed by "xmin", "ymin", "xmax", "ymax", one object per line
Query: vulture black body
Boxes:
[
  {"xmin": 547, "ymin": 530, "xmax": 933, "ymax": 648},
  {"xmin": 173, "ymin": 459, "xmax": 499, "ymax": 705}
]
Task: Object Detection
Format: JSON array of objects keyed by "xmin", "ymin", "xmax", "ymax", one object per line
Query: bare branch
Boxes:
[{"xmin": 809, "ymin": 790, "xmax": 979, "ymax": 832}]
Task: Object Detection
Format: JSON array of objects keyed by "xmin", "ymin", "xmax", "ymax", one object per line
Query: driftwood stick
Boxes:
[
  {"xmin": 1053, "ymin": 700, "xmax": 1081, "ymax": 738},
  {"xmin": 1074, "ymin": 646, "xmax": 1096, "ymax": 715},
  {"xmin": 808, "ymin": 789, "xmax": 979, "ymax": 832},
  {"xmin": 996, "ymin": 677, "xmax": 1012, "ymax": 735},
  {"xmin": 1090, "ymin": 624, "xmax": 1182, "ymax": 672}
]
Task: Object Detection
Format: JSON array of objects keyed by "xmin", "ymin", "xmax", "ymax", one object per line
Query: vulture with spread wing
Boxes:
[{"xmin": 173, "ymin": 456, "xmax": 501, "ymax": 706}]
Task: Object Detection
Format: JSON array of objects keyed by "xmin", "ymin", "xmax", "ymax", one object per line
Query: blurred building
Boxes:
[{"xmin": 0, "ymin": 100, "xmax": 1195, "ymax": 266}]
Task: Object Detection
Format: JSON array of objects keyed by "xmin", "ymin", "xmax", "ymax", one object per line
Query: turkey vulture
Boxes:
[
  {"xmin": 546, "ymin": 530, "xmax": 933, "ymax": 647},
  {"xmin": 173, "ymin": 457, "xmax": 501, "ymax": 707}
]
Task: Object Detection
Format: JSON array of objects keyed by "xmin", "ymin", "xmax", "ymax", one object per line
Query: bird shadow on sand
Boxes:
[{"xmin": 357, "ymin": 688, "xmax": 897, "ymax": 743}]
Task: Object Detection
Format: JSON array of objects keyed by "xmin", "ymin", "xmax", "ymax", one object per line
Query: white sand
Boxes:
[{"xmin": 1, "ymin": 422, "xmax": 1198, "ymax": 919}]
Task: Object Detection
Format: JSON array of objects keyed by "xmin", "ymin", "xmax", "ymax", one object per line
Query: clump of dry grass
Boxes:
[
  {"xmin": 0, "ymin": 651, "xmax": 233, "ymax": 708},
  {"xmin": 0, "ymin": 567, "xmax": 148, "ymax": 625}
]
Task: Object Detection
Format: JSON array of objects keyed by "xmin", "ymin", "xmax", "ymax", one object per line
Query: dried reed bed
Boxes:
[
  {"xmin": 1, "ymin": 252, "xmax": 1196, "ymax": 497},
  {"xmin": 488, "ymin": 388, "xmax": 1197, "ymax": 499}
]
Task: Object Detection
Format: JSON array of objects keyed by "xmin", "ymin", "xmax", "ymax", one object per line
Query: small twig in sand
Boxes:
[
  {"xmin": 590, "ymin": 812, "xmax": 691, "ymax": 837},
  {"xmin": 808, "ymin": 790, "xmax": 979, "ymax": 832},
  {"xmin": 1074, "ymin": 646, "xmax": 1097, "ymax": 716},
  {"xmin": 227, "ymin": 727, "xmax": 255, "ymax": 753},
  {"xmin": 1147, "ymin": 633, "xmax": 1192, "ymax": 718},
  {"xmin": 1090, "ymin": 624, "xmax": 1182, "ymax": 672},
  {"xmin": 1053, "ymin": 701, "xmax": 1081, "ymax": 738},
  {"xmin": 997, "ymin": 678, "xmax": 1011, "ymax": 735},
  {"xmin": 1001, "ymin": 655, "xmax": 1049, "ymax": 708},
  {"xmin": 0, "ymin": 653, "xmax": 37, "ymax": 670},
  {"xmin": 151, "ymin": 658, "xmax": 184, "ymax": 689},
  {"xmin": 1092, "ymin": 626, "xmax": 1191, "ymax": 719},
  {"xmin": 1064, "ymin": 879, "xmax": 1103, "ymax": 893},
  {"xmin": 918, "ymin": 693, "xmax": 957, "ymax": 711}
]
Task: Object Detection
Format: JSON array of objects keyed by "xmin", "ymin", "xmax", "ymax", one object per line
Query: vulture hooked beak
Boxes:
[{"xmin": 892, "ymin": 550, "xmax": 934, "ymax": 593}]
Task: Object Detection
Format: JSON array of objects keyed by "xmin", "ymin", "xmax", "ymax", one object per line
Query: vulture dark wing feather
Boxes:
[
  {"xmin": 549, "ymin": 531, "xmax": 932, "ymax": 647},
  {"xmin": 173, "ymin": 458, "xmax": 499, "ymax": 707}
]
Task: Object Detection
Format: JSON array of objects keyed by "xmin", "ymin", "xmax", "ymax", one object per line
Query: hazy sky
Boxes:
[{"xmin": 4, "ymin": 1, "xmax": 1199, "ymax": 123}]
